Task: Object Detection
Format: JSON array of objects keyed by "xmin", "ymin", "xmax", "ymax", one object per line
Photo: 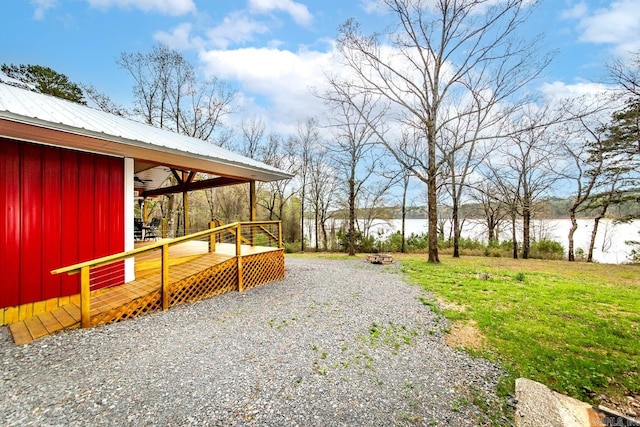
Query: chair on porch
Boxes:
[
  {"xmin": 145, "ymin": 217, "xmax": 161, "ymax": 240},
  {"xmin": 134, "ymin": 218, "xmax": 143, "ymax": 240}
]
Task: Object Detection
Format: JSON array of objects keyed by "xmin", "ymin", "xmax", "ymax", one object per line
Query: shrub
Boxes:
[
  {"xmin": 283, "ymin": 241, "xmax": 302, "ymax": 253},
  {"xmin": 337, "ymin": 229, "xmax": 377, "ymax": 253},
  {"xmin": 530, "ymin": 238, "xmax": 565, "ymax": 260}
]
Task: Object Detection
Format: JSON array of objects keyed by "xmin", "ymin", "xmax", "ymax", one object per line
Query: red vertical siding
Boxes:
[
  {"xmin": 78, "ymin": 151, "xmax": 95, "ymax": 264},
  {"xmin": 60, "ymin": 150, "xmax": 79, "ymax": 297},
  {"xmin": 91, "ymin": 155, "xmax": 113, "ymax": 290},
  {"xmin": 0, "ymin": 139, "xmax": 125, "ymax": 308},
  {"xmin": 20, "ymin": 144, "xmax": 43, "ymax": 304},
  {"xmin": 109, "ymin": 157, "xmax": 125, "ymax": 285},
  {"xmin": 0, "ymin": 140, "xmax": 21, "ymax": 308},
  {"xmin": 42, "ymin": 150, "xmax": 62, "ymax": 300}
]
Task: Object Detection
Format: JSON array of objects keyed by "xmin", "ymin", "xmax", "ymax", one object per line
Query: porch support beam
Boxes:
[
  {"xmin": 249, "ymin": 180, "xmax": 257, "ymax": 221},
  {"xmin": 183, "ymin": 190, "xmax": 189, "ymax": 235},
  {"xmin": 141, "ymin": 176, "xmax": 250, "ymax": 198}
]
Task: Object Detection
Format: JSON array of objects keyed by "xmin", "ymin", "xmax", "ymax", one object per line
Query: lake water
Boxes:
[{"xmin": 364, "ymin": 218, "xmax": 640, "ymax": 264}]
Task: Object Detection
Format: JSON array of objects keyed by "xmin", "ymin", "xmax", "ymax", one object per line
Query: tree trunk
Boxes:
[
  {"xmin": 452, "ymin": 201, "xmax": 460, "ymax": 258},
  {"xmin": 567, "ymin": 209, "xmax": 578, "ymax": 261},
  {"xmin": 427, "ymin": 120, "xmax": 440, "ymax": 263},
  {"xmin": 401, "ymin": 182, "xmax": 407, "ymax": 254},
  {"xmin": 511, "ymin": 212, "xmax": 518, "ymax": 259},
  {"xmin": 300, "ymin": 195, "xmax": 305, "ymax": 252},
  {"xmin": 587, "ymin": 216, "xmax": 602, "ymax": 263},
  {"xmin": 315, "ymin": 210, "xmax": 319, "ymax": 252},
  {"xmin": 487, "ymin": 216, "xmax": 497, "ymax": 246},
  {"xmin": 522, "ymin": 196, "xmax": 530, "ymax": 259},
  {"xmin": 321, "ymin": 221, "xmax": 328, "ymax": 251},
  {"xmin": 349, "ymin": 178, "xmax": 356, "ymax": 256},
  {"xmin": 428, "ymin": 183, "xmax": 440, "ymax": 262}
]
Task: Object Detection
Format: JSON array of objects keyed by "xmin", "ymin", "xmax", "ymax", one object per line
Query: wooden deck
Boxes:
[{"xmin": 8, "ymin": 243, "xmax": 284, "ymax": 345}]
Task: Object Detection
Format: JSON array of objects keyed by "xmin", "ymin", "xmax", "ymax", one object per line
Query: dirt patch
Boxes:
[
  {"xmin": 445, "ymin": 319, "xmax": 487, "ymax": 350},
  {"xmin": 600, "ymin": 393, "xmax": 640, "ymax": 420},
  {"xmin": 436, "ymin": 298, "xmax": 467, "ymax": 313}
]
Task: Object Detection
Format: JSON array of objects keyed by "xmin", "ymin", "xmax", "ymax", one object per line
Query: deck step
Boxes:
[{"xmin": 8, "ymin": 303, "xmax": 80, "ymax": 345}]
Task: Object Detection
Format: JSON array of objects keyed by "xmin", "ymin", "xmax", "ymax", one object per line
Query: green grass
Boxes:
[{"xmin": 400, "ymin": 255, "xmax": 640, "ymax": 406}]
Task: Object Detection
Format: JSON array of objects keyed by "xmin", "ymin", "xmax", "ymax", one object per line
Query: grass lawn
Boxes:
[{"xmin": 398, "ymin": 255, "xmax": 640, "ymax": 415}]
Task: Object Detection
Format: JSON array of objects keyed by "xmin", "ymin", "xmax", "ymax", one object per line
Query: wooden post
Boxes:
[
  {"xmin": 249, "ymin": 181, "xmax": 256, "ymax": 246},
  {"xmin": 249, "ymin": 181, "xmax": 257, "ymax": 221},
  {"xmin": 236, "ymin": 224, "xmax": 243, "ymax": 292},
  {"xmin": 80, "ymin": 266, "xmax": 91, "ymax": 328},
  {"xmin": 278, "ymin": 221, "xmax": 283, "ymax": 249},
  {"xmin": 161, "ymin": 218, "xmax": 168, "ymax": 238},
  {"xmin": 143, "ymin": 198, "xmax": 149, "ymax": 223},
  {"xmin": 183, "ymin": 191, "xmax": 189, "ymax": 236},
  {"xmin": 161, "ymin": 244, "xmax": 169, "ymax": 310},
  {"xmin": 209, "ymin": 221, "xmax": 216, "ymax": 253}
]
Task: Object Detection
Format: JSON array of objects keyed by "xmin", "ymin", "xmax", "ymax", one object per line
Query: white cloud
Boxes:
[
  {"xmin": 567, "ymin": 0, "xmax": 640, "ymax": 55},
  {"xmin": 539, "ymin": 80, "xmax": 611, "ymax": 100},
  {"xmin": 248, "ymin": 0, "xmax": 313, "ymax": 26},
  {"xmin": 199, "ymin": 46, "xmax": 333, "ymax": 133},
  {"xmin": 154, "ymin": 22, "xmax": 203, "ymax": 50},
  {"xmin": 86, "ymin": 0, "xmax": 196, "ymax": 16},
  {"xmin": 560, "ymin": 2, "xmax": 588, "ymax": 20},
  {"xmin": 31, "ymin": 0, "xmax": 57, "ymax": 20},
  {"xmin": 360, "ymin": 0, "xmax": 387, "ymax": 15},
  {"xmin": 205, "ymin": 12, "xmax": 271, "ymax": 49}
]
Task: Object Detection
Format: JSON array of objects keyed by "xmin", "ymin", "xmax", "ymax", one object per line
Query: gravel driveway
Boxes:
[{"xmin": 1, "ymin": 257, "xmax": 505, "ymax": 426}]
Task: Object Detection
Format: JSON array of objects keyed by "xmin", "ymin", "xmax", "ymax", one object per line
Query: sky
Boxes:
[{"xmin": 2, "ymin": 0, "xmax": 640, "ymax": 137}]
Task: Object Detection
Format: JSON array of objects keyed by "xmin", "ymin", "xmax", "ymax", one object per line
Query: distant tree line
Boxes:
[{"xmin": 3, "ymin": 0, "xmax": 638, "ymax": 263}]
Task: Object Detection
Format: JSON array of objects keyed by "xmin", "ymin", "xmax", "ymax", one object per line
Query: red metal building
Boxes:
[{"xmin": 0, "ymin": 83, "xmax": 290, "ymax": 325}]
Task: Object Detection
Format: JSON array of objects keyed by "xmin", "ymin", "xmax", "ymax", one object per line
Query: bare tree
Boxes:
[
  {"xmin": 469, "ymin": 181, "xmax": 508, "ymax": 246},
  {"xmin": 608, "ymin": 51, "xmax": 640, "ymax": 98},
  {"xmin": 498, "ymin": 106, "xmax": 562, "ymax": 258},
  {"xmin": 307, "ymin": 149, "xmax": 340, "ymax": 251},
  {"xmin": 118, "ymin": 44, "xmax": 234, "ymax": 141},
  {"xmin": 438, "ymin": 98, "xmax": 500, "ymax": 257},
  {"xmin": 238, "ymin": 116, "xmax": 266, "ymax": 159},
  {"xmin": 295, "ymin": 119, "xmax": 320, "ymax": 251},
  {"xmin": 335, "ymin": 0, "xmax": 552, "ymax": 262},
  {"xmin": 320, "ymin": 84, "xmax": 386, "ymax": 255},
  {"xmin": 177, "ymin": 77, "xmax": 235, "ymax": 142},
  {"xmin": 562, "ymin": 111, "xmax": 610, "ymax": 261},
  {"xmin": 484, "ymin": 156, "xmax": 521, "ymax": 258},
  {"xmin": 259, "ymin": 134, "xmax": 297, "ymax": 223},
  {"xmin": 81, "ymin": 84, "xmax": 129, "ymax": 116},
  {"xmin": 357, "ymin": 180, "xmax": 396, "ymax": 240}
]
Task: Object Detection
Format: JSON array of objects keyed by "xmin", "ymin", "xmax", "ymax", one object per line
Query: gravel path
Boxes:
[{"xmin": 1, "ymin": 257, "xmax": 506, "ymax": 426}]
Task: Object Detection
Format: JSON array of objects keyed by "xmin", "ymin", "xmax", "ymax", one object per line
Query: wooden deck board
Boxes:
[
  {"xmin": 51, "ymin": 305, "xmax": 79, "ymax": 328},
  {"xmin": 62, "ymin": 303, "xmax": 81, "ymax": 323},
  {"xmin": 38, "ymin": 311, "xmax": 64, "ymax": 334},
  {"xmin": 9, "ymin": 322, "xmax": 33, "ymax": 345},
  {"xmin": 23, "ymin": 316, "xmax": 49, "ymax": 341}
]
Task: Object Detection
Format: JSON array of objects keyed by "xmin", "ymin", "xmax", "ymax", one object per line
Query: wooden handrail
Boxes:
[
  {"xmin": 51, "ymin": 220, "xmax": 281, "ymax": 275},
  {"xmin": 51, "ymin": 220, "xmax": 282, "ymax": 329}
]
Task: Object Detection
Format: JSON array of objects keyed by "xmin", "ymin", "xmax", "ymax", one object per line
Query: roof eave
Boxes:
[{"xmin": 0, "ymin": 114, "xmax": 293, "ymax": 182}]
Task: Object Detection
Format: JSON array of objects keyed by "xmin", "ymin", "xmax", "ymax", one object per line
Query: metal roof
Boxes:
[{"xmin": 0, "ymin": 83, "xmax": 291, "ymax": 182}]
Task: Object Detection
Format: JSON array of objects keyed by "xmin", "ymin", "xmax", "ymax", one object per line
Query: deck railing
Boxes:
[{"xmin": 52, "ymin": 221, "xmax": 282, "ymax": 328}]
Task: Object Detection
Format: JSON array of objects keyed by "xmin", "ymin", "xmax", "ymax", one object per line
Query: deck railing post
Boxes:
[
  {"xmin": 80, "ymin": 266, "xmax": 91, "ymax": 328},
  {"xmin": 161, "ymin": 218, "xmax": 168, "ymax": 238},
  {"xmin": 236, "ymin": 224, "xmax": 243, "ymax": 292},
  {"xmin": 161, "ymin": 244, "xmax": 169, "ymax": 310},
  {"xmin": 209, "ymin": 221, "xmax": 216, "ymax": 253},
  {"xmin": 278, "ymin": 221, "xmax": 283, "ymax": 249}
]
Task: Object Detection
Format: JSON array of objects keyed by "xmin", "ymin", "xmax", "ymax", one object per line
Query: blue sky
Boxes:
[{"xmin": 2, "ymin": 0, "xmax": 640, "ymax": 135}]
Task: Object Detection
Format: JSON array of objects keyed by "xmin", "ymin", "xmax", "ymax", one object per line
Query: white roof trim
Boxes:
[{"xmin": 0, "ymin": 83, "xmax": 291, "ymax": 182}]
